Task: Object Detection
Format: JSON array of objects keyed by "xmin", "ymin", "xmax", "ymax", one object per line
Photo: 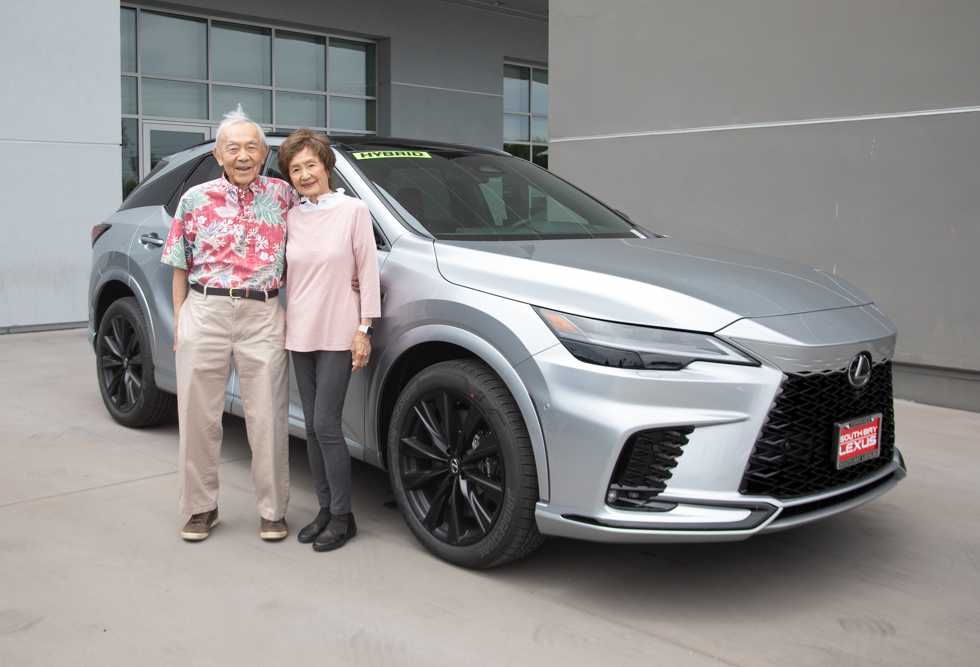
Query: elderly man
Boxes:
[{"xmin": 161, "ymin": 106, "xmax": 294, "ymax": 542}]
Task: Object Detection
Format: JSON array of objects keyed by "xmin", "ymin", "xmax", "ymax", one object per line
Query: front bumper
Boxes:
[
  {"xmin": 519, "ymin": 337, "xmax": 904, "ymax": 544},
  {"xmin": 534, "ymin": 451, "xmax": 905, "ymax": 543}
]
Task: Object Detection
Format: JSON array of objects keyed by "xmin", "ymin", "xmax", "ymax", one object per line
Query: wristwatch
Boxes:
[{"xmin": 357, "ymin": 325, "xmax": 374, "ymax": 336}]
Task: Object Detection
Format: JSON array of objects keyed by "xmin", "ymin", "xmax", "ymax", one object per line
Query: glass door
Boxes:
[{"xmin": 140, "ymin": 123, "xmax": 213, "ymax": 179}]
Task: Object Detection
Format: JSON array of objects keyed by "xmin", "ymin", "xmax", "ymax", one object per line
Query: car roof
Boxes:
[{"xmin": 264, "ymin": 133, "xmax": 509, "ymax": 157}]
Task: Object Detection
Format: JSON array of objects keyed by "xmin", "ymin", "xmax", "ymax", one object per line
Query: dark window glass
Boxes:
[
  {"xmin": 212, "ymin": 22, "xmax": 271, "ymax": 86},
  {"xmin": 121, "ymin": 8, "xmax": 137, "ymax": 73},
  {"xmin": 503, "ymin": 144, "xmax": 529, "ymax": 160},
  {"xmin": 119, "ymin": 156, "xmax": 197, "ymax": 213},
  {"xmin": 121, "ymin": 76, "xmax": 137, "ymax": 115},
  {"xmin": 532, "ymin": 69, "xmax": 548, "ymax": 115},
  {"xmin": 122, "ymin": 119, "xmax": 139, "ymax": 199},
  {"xmin": 503, "ymin": 64, "xmax": 529, "ymax": 112},
  {"xmin": 532, "ymin": 145, "xmax": 549, "ymax": 170},
  {"xmin": 353, "ymin": 149, "xmax": 636, "ymax": 241},
  {"xmin": 141, "ymin": 11, "xmax": 207, "ymax": 80},
  {"xmin": 329, "ymin": 39, "xmax": 376, "ymax": 96},
  {"xmin": 275, "ymin": 32, "xmax": 326, "ymax": 92},
  {"xmin": 181, "ymin": 155, "xmax": 224, "ymax": 194}
]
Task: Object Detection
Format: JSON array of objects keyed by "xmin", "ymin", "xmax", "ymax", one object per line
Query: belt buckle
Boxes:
[{"xmin": 229, "ymin": 288, "xmax": 244, "ymax": 299}]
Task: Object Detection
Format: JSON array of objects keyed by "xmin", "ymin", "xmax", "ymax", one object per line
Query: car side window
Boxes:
[
  {"xmin": 118, "ymin": 157, "xmax": 197, "ymax": 216},
  {"xmin": 264, "ymin": 147, "xmax": 384, "ymax": 248},
  {"xmin": 266, "ymin": 148, "xmax": 358, "ymax": 197}
]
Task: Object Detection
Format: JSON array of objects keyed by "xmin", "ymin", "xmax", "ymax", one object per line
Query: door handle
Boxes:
[{"xmin": 139, "ymin": 233, "xmax": 164, "ymax": 248}]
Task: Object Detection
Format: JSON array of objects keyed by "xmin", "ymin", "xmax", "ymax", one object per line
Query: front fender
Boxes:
[{"xmin": 371, "ymin": 323, "xmax": 552, "ymax": 502}]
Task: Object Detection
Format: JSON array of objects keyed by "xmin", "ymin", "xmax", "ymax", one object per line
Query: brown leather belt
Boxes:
[{"xmin": 191, "ymin": 283, "xmax": 279, "ymax": 302}]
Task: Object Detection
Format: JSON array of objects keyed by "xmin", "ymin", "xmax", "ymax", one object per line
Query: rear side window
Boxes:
[
  {"xmin": 166, "ymin": 154, "xmax": 225, "ymax": 214},
  {"xmin": 118, "ymin": 157, "xmax": 197, "ymax": 216}
]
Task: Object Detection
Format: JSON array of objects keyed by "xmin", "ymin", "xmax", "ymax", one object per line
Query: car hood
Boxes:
[{"xmin": 434, "ymin": 237, "xmax": 874, "ymax": 332}]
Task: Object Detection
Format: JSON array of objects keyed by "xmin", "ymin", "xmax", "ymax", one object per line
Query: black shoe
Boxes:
[
  {"xmin": 312, "ymin": 514, "xmax": 357, "ymax": 552},
  {"xmin": 297, "ymin": 508, "xmax": 331, "ymax": 544}
]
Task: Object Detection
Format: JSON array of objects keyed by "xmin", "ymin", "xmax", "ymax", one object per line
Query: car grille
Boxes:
[
  {"xmin": 740, "ymin": 360, "xmax": 895, "ymax": 499},
  {"xmin": 607, "ymin": 427, "xmax": 695, "ymax": 510}
]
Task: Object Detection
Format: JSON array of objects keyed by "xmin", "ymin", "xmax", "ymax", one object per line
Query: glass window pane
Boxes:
[
  {"xmin": 141, "ymin": 11, "xmax": 207, "ymax": 79},
  {"xmin": 121, "ymin": 8, "xmax": 137, "ymax": 73},
  {"xmin": 504, "ymin": 113, "xmax": 529, "ymax": 141},
  {"xmin": 503, "ymin": 64, "xmax": 529, "ymax": 112},
  {"xmin": 212, "ymin": 22, "xmax": 271, "ymax": 86},
  {"xmin": 122, "ymin": 118, "xmax": 139, "ymax": 198},
  {"xmin": 276, "ymin": 91, "xmax": 326, "ymax": 127},
  {"xmin": 532, "ymin": 145, "xmax": 549, "ymax": 170},
  {"xmin": 329, "ymin": 39, "xmax": 376, "ymax": 96},
  {"xmin": 329, "ymin": 97, "xmax": 376, "ymax": 131},
  {"xmin": 149, "ymin": 129, "xmax": 208, "ymax": 171},
  {"xmin": 531, "ymin": 116, "xmax": 548, "ymax": 143},
  {"xmin": 121, "ymin": 76, "xmax": 137, "ymax": 115},
  {"xmin": 275, "ymin": 32, "xmax": 325, "ymax": 91},
  {"xmin": 532, "ymin": 69, "xmax": 548, "ymax": 115},
  {"xmin": 503, "ymin": 144, "xmax": 530, "ymax": 160},
  {"xmin": 143, "ymin": 78, "xmax": 208, "ymax": 119},
  {"xmin": 213, "ymin": 85, "xmax": 272, "ymax": 123}
]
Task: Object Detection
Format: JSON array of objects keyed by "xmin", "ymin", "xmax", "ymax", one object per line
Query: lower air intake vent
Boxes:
[{"xmin": 607, "ymin": 427, "xmax": 695, "ymax": 510}]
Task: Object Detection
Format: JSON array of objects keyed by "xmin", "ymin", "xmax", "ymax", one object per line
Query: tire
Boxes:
[
  {"xmin": 388, "ymin": 360, "xmax": 545, "ymax": 568},
  {"xmin": 95, "ymin": 297, "xmax": 176, "ymax": 427}
]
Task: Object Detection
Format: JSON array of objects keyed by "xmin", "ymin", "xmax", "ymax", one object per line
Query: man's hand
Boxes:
[
  {"xmin": 172, "ymin": 268, "xmax": 189, "ymax": 352},
  {"xmin": 351, "ymin": 275, "xmax": 360, "ymax": 293}
]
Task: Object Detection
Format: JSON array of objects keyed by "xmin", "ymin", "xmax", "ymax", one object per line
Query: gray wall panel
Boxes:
[
  {"xmin": 551, "ymin": 0, "xmax": 980, "ymax": 139},
  {"xmin": 551, "ymin": 0, "xmax": 980, "ymax": 408},
  {"xmin": 0, "ymin": 0, "xmax": 120, "ymax": 329},
  {"xmin": 389, "ymin": 84, "xmax": 503, "ymax": 146}
]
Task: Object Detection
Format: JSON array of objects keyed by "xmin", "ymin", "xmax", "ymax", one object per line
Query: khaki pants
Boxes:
[{"xmin": 175, "ymin": 288, "xmax": 290, "ymax": 520}]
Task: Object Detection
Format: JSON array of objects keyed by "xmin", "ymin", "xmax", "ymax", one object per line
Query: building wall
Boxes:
[
  {"xmin": 549, "ymin": 0, "xmax": 980, "ymax": 411},
  {"xmin": 0, "ymin": 0, "xmax": 547, "ymax": 332},
  {"xmin": 0, "ymin": 0, "xmax": 121, "ymax": 331}
]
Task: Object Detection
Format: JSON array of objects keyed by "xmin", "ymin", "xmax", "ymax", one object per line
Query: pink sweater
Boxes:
[{"xmin": 284, "ymin": 197, "xmax": 381, "ymax": 352}]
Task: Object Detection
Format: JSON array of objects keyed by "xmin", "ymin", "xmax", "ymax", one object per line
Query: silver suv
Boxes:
[{"xmin": 89, "ymin": 137, "xmax": 906, "ymax": 568}]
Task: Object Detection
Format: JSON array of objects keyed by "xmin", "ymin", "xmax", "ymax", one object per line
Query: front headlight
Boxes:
[{"xmin": 535, "ymin": 307, "xmax": 760, "ymax": 371}]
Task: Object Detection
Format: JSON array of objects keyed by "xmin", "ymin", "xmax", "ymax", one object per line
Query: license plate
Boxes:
[{"xmin": 833, "ymin": 413, "xmax": 882, "ymax": 470}]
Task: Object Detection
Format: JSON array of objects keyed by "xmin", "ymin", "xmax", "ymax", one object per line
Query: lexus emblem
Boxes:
[{"xmin": 847, "ymin": 353, "xmax": 873, "ymax": 389}]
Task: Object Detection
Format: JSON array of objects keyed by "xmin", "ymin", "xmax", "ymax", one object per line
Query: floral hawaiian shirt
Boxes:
[{"xmin": 161, "ymin": 175, "xmax": 297, "ymax": 289}]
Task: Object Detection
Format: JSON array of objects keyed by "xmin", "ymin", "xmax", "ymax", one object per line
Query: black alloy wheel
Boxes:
[
  {"xmin": 96, "ymin": 297, "xmax": 176, "ymax": 427},
  {"xmin": 388, "ymin": 360, "xmax": 544, "ymax": 568}
]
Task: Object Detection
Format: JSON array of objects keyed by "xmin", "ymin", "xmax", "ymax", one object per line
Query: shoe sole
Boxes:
[
  {"xmin": 312, "ymin": 523, "xmax": 356, "ymax": 552},
  {"xmin": 182, "ymin": 517, "xmax": 219, "ymax": 541},
  {"xmin": 260, "ymin": 527, "xmax": 288, "ymax": 541}
]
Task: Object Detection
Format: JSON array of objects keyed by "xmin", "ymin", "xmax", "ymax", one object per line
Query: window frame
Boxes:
[
  {"xmin": 120, "ymin": 3, "xmax": 379, "ymax": 193},
  {"xmin": 502, "ymin": 62, "xmax": 548, "ymax": 169}
]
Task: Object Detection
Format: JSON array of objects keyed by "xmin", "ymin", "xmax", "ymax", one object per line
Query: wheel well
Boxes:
[
  {"xmin": 376, "ymin": 342, "xmax": 476, "ymax": 467},
  {"xmin": 95, "ymin": 281, "xmax": 135, "ymax": 332}
]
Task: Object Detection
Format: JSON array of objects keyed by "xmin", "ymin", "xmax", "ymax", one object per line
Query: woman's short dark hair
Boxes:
[{"xmin": 276, "ymin": 127, "xmax": 336, "ymax": 188}]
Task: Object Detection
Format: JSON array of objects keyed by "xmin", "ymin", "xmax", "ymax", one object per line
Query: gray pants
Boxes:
[{"xmin": 291, "ymin": 350, "xmax": 353, "ymax": 515}]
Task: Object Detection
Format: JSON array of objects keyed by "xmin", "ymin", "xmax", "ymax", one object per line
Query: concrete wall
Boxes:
[
  {"xmin": 549, "ymin": 0, "xmax": 980, "ymax": 411},
  {"xmin": 146, "ymin": 0, "xmax": 548, "ymax": 147},
  {"xmin": 0, "ymin": 0, "xmax": 121, "ymax": 331}
]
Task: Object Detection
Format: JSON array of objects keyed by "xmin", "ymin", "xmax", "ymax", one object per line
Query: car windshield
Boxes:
[{"xmin": 348, "ymin": 148, "xmax": 639, "ymax": 241}]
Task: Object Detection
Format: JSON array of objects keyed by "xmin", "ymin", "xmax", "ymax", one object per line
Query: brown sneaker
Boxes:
[
  {"xmin": 260, "ymin": 517, "xmax": 288, "ymax": 541},
  {"xmin": 181, "ymin": 509, "xmax": 219, "ymax": 541}
]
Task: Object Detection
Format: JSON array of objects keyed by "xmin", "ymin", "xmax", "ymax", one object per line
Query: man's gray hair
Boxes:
[{"xmin": 215, "ymin": 104, "xmax": 268, "ymax": 150}]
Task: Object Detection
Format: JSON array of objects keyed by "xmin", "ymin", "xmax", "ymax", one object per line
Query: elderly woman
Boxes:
[{"xmin": 278, "ymin": 128, "xmax": 381, "ymax": 552}]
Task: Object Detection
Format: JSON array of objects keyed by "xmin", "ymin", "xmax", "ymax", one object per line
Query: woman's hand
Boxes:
[{"xmin": 351, "ymin": 332, "xmax": 371, "ymax": 371}]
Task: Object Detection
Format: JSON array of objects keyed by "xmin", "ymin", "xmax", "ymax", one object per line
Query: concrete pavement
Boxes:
[{"xmin": 0, "ymin": 329, "xmax": 977, "ymax": 666}]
